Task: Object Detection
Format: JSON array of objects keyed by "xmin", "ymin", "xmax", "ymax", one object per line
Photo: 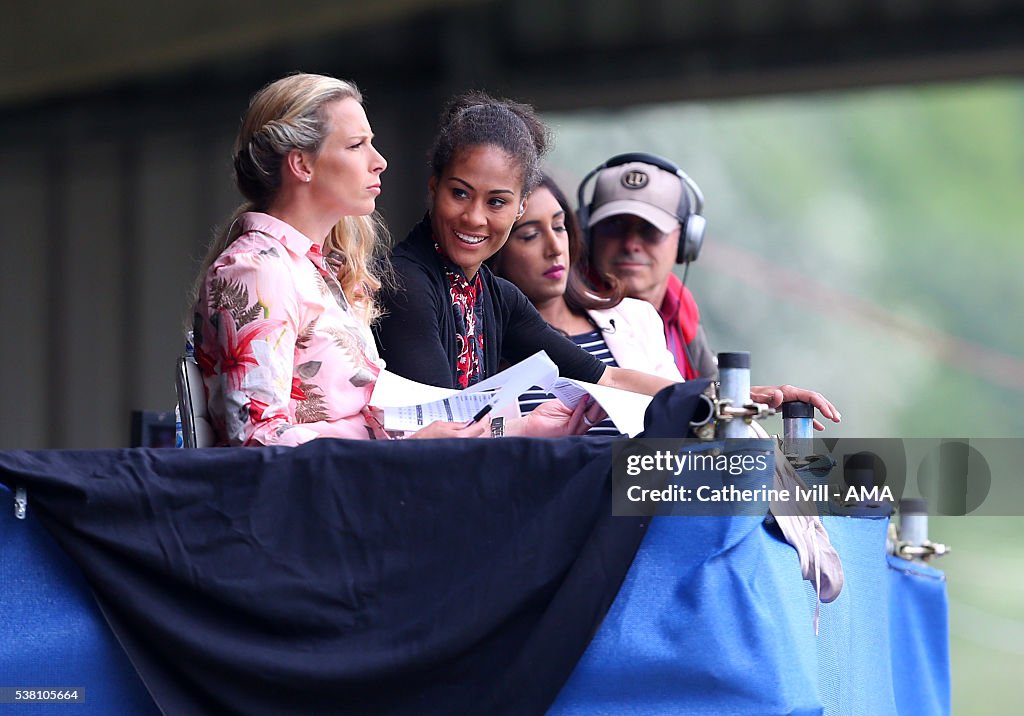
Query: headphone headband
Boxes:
[
  {"xmin": 577, "ymin": 152, "xmax": 707, "ymax": 264},
  {"xmin": 594, "ymin": 153, "xmax": 704, "ymax": 214}
]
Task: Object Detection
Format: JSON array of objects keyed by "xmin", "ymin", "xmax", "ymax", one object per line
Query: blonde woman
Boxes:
[
  {"xmin": 191, "ymin": 72, "xmax": 434, "ymax": 446},
  {"xmin": 191, "ymin": 74, "xmax": 590, "ymax": 446}
]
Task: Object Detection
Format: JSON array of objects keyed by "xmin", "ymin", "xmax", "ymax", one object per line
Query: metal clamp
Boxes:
[
  {"xmin": 14, "ymin": 486, "xmax": 27, "ymax": 520},
  {"xmin": 691, "ymin": 383, "xmax": 776, "ymax": 442},
  {"xmin": 774, "ymin": 443, "xmax": 836, "ymax": 473},
  {"xmin": 897, "ymin": 542, "xmax": 951, "ymax": 561},
  {"xmin": 886, "ymin": 522, "xmax": 950, "ymax": 562},
  {"xmin": 715, "ymin": 398, "xmax": 775, "ymax": 424}
]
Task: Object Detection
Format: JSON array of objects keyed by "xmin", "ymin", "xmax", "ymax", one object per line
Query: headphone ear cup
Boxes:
[{"xmin": 677, "ymin": 213, "xmax": 706, "ymax": 264}]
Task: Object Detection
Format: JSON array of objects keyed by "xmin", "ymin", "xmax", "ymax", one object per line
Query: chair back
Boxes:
[{"xmin": 175, "ymin": 356, "xmax": 215, "ymax": 448}]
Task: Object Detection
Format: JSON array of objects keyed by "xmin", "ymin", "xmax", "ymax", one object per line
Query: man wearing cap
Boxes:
[{"xmin": 583, "ymin": 157, "xmax": 717, "ymax": 380}]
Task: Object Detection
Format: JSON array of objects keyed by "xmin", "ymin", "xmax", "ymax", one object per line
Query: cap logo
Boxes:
[{"xmin": 621, "ymin": 170, "xmax": 648, "ymax": 189}]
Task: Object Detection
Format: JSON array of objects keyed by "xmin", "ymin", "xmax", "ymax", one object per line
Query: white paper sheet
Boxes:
[
  {"xmin": 370, "ymin": 351, "xmax": 652, "ymax": 437},
  {"xmin": 374, "ymin": 351, "xmax": 559, "ymax": 432},
  {"xmin": 369, "ymin": 370, "xmax": 458, "ymax": 408},
  {"xmin": 460, "ymin": 351, "xmax": 559, "ymax": 395},
  {"xmin": 382, "ymin": 391, "xmax": 498, "ymax": 431},
  {"xmin": 548, "ymin": 378, "xmax": 652, "ymax": 438}
]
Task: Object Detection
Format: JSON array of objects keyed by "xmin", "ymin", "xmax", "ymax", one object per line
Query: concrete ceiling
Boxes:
[
  {"xmin": 1, "ymin": 0, "xmax": 477, "ymax": 107},
  {"xmin": 3, "ymin": 0, "xmax": 1023, "ymax": 111}
]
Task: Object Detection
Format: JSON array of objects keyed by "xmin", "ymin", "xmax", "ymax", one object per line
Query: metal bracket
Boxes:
[
  {"xmin": 14, "ymin": 486, "xmax": 27, "ymax": 520},
  {"xmin": 715, "ymin": 398, "xmax": 775, "ymax": 424},
  {"xmin": 693, "ymin": 421, "xmax": 716, "ymax": 442},
  {"xmin": 886, "ymin": 522, "xmax": 950, "ymax": 562},
  {"xmin": 775, "ymin": 438, "xmax": 837, "ymax": 473},
  {"xmin": 692, "ymin": 385, "xmax": 777, "ymax": 442},
  {"xmin": 896, "ymin": 542, "xmax": 951, "ymax": 561}
]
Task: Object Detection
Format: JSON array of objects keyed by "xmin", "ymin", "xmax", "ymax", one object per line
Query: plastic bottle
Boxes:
[
  {"xmin": 174, "ymin": 330, "xmax": 195, "ymax": 449},
  {"xmin": 174, "ymin": 405, "xmax": 184, "ymax": 448}
]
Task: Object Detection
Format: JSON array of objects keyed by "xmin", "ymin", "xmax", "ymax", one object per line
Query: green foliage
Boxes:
[
  {"xmin": 546, "ymin": 80, "xmax": 1024, "ymax": 712},
  {"xmin": 548, "ymin": 79, "xmax": 1024, "ymax": 436}
]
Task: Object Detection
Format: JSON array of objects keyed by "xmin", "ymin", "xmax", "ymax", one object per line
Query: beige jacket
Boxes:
[{"xmin": 587, "ymin": 298, "xmax": 684, "ymax": 382}]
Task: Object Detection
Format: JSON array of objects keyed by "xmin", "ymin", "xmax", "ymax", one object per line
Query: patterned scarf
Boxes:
[{"xmin": 436, "ymin": 244, "xmax": 485, "ymax": 388}]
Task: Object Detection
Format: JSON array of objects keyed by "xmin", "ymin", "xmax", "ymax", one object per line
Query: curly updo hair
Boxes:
[{"xmin": 429, "ymin": 91, "xmax": 550, "ymax": 195}]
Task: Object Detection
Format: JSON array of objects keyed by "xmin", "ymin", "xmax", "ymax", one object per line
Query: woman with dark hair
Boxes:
[
  {"xmin": 491, "ymin": 175, "xmax": 682, "ymax": 377},
  {"xmin": 489, "ymin": 175, "xmax": 683, "ymax": 432},
  {"xmin": 374, "ymin": 93, "xmax": 678, "ymax": 435},
  {"xmin": 375, "ymin": 91, "xmax": 840, "ymax": 433}
]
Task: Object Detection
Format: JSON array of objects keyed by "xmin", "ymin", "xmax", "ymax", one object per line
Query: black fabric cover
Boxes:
[
  {"xmin": 0, "ymin": 382, "xmax": 706, "ymax": 716},
  {"xmin": 643, "ymin": 378, "xmax": 711, "ymax": 437}
]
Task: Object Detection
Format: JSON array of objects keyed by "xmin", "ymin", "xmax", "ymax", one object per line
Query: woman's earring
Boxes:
[{"xmin": 304, "ymin": 175, "xmax": 312, "ymax": 183}]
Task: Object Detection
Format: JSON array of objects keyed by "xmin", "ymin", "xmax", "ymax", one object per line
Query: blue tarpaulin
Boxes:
[
  {"xmin": 0, "ymin": 488, "xmax": 159, "ymax": 715},
  {"xmin": 552, "ymin": 514, "xmax": 949, "ymax": 715}
]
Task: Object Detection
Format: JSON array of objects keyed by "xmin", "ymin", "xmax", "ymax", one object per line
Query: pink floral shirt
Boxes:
[{"xmin": 193, "ymin": 212, "xmax": 383, "ymax": 446}]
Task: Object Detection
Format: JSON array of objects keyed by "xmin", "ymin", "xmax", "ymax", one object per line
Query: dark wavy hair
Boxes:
[
  {"xmin": 492, "ymin": 175, "xmax": 624, "ymax": 314},
  {"xmin": 429, "ymin": 91, "xmax": 549, "ymax": 194}
]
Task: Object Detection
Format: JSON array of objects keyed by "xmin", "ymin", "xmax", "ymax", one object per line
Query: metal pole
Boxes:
[
  {"xmin": 899, "ymin": 498, "xmax": 929, "ymax": 548},
  {"xmin": 717, "ymin": 352, "xmax": 751, "ymax": 440}
]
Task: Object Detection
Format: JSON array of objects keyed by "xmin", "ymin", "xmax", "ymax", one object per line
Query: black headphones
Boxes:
[{"xmin": 577, "ymin": 152, "xmax": 707, "ymax": 264}]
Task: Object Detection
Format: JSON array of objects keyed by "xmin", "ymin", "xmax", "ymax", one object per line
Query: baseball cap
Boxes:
[{"xmin": 587, "ymin": 161, "xmax": 686, "ymax": 234}]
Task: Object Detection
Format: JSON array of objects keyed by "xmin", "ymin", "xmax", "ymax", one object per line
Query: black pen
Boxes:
[{"xmin": 461, "ymin": 403, "xmax": 493, "ymax": 429}]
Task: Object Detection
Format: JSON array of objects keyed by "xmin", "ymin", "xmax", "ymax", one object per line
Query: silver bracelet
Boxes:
[{"xmin": 490, "ymin": 416, "xmax": 505, "ymax": 438}]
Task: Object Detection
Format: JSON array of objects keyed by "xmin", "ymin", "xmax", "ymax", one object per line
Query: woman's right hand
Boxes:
[{"xmin": 408, "ymin": 420, "xmax": 488, "ymax": 440}]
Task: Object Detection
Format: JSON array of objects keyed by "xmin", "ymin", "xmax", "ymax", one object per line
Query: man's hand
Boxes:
[{"xmin": 750, "ymin": 384, "xmax": 841, "ymax": 431}]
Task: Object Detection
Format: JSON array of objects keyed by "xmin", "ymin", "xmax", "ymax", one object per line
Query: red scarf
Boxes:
[{"xmin": 658, "ymin": 273, "xmax": 702, "ymax": 380}]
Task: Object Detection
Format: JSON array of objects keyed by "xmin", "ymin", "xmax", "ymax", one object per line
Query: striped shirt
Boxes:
[{"xmin": 519, "ymin": 330, "xmax": 621, "ymax": 436}]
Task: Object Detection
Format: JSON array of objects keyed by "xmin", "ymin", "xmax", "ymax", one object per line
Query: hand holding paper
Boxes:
[
  {"xmin": 369, "ymin": 351, "xmax": 653, "ymax": 437},
  {"xmin": 371, "ymin": 352, "xmax": 559, "ymax": 433},
  {"xmin": 547, "ymin": 378, "xmax": 651, "ymax": 437}
]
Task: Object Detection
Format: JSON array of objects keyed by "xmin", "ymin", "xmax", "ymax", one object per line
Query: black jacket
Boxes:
[{"xmin": 375, "ymin": 215, "xmax": 605, "ymax": 389}]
